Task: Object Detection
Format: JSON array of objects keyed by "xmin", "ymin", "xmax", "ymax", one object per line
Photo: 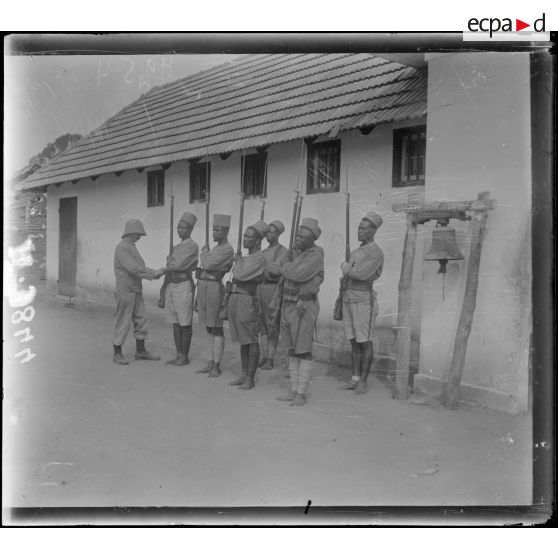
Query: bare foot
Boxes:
[
  {"xmin": 208, "ymin": 364, "xmax": 222, "ymax": 378},
  {"xmin": 338, "ymin": 381, "xmax": 358, "ymax": 390},
  {"xmin": 290, "ymin": 394, "xmax": 307, "ymax": 406},
  {"xmin": 229, "ymin": 374, "xmax": 246, "ymax": 386},
  {"xmin": 355, "ymin": 382, "xmax": 369, "ymax": 395},
  {"xmin": 172, "ymin": 355, "xmax": 189, "ymax": 366},
  {"xmin": 260, "ymin": 359, "xmax": 274, "ymax": 370},
  {"xmin": 238, "ymin": 377, "xmax": 255, "ymax": 390},
  {"xmin": 195, "ymin": 360, "xmax": 213, "ymax": 374},
  {"xmin": 166, "ymin": 354, "xmax": 179, "ymax": 364}
]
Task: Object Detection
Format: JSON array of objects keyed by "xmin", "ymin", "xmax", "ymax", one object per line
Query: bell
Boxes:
[{"xmin": 425, "ymin": 223, "xmax": 464, "ymax": 274}]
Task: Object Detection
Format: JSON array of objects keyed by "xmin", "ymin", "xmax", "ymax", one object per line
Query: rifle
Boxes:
[
  {"xmin": 158, "ymin": 193, "xmax": 174, "ymax": 308},
  {"xmin": 205, "ymin": 163, "xmax": 210, "ymax": 249},
  {"xmin": 260, "ymin": 199, "xmax": 266, "ymax": 221},
  {"xmin": 333, "ymin": 164, "xmax": 350, "ymax": 321}
]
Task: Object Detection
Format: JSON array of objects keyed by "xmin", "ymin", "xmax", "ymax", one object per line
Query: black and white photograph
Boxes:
[{"xmin": 3, "ymin": 32, "xmax": 554, "ymax": 526}]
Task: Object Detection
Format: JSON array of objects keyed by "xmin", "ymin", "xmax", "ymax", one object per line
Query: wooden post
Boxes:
[
  {"xmin": 394, "ymin": 213, "xmax": 417, "ymax": 399},
  {"xmin": 441, "ymin": 192, "xmax": 490, "ymax": 409}
]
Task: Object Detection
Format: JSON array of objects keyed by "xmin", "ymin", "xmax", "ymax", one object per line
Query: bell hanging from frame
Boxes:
[{"xmin": 425, "ymin": 222, "xmax": 464, "ymax": 274}]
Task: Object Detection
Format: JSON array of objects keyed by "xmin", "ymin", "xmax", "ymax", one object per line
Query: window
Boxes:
[
  {"xmin": 190, "ymin": 161, "xmax": 210, "ymax": 203},
  {"xmin": 392, "ymin": 126, "xmax": 426, "ymax": 187},
  {"xmin": 241, "ymin": 152, "xmax": 267, "ymax": 198},
  {"xmin": 306, "ymin": 139, "xmax": 340, "ymax": 194},
  {"xmin": 147, "ymin": 170, "xmax": 165, "ymax": 206}
]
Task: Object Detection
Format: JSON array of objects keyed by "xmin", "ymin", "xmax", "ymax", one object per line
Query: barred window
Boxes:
[
  {"xmin": 392, "ymin": 126, "xmax": 426, "ymax": 187},
  {"xmin": 147, "ymin": 170, "xmax": 165, "ymax": 206},
  {"xmin": 306, "ymin": 140, "xmax": 340, "ymax": 194},
  {"xmin": 241, "ymin": 152, "xmax": 267, "ymax": 198},
  {"xmin": 190, "ymin": 161, "xmax": 210, "ymax": 203}
]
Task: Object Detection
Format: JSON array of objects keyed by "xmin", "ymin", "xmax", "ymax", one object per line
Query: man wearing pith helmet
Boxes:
[
  {"xmin": 113, "ymin": 219, "xmax": 166, "ymax": 365},
  {"xmin": 227, "ymin": 220, "xmax": 268, "ymax": 390},
  {"xmin": 275, "ymin": 217, "xmax": 324, "ymax": 406},
  {"xmin": 257, "ymin": 219, "xmax": 289, "ymax": 370},
  {"xmin": 338, "ymin": 210, "xmax": 384, "ymax": 394},
  {"xmin": 195, "ymin": 213, "xmax": 234, "ymax": 378},
  {"xmin": 163, "ymin": 212, "xmax": 199, "ymax": 366}
]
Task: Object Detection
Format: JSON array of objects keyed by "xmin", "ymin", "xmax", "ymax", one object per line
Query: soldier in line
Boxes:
[
  {"xmin": 195, "ymin": 214, "xmax": 235, "ymax": 378},
  {"xmin": 227, "ymin": 220, "xmax": 269, "ymax": 390},
  {"xmin": 113, "ymin": 219, "xmax": 165, "ymax": 365},
  {"xmin": 338, "ymin": 211, "xmax": 384, "ymax": 394},
  {"xmin": 163, "ymin": 212, "xmax": 199, "ymax": 366},
  {"xmin": 257, "ymin": 220, "xmax": 288, "ymax": 370},
  {"xmin": 274, "ymin": 218, "xmax": 324, "ymax": 406}
]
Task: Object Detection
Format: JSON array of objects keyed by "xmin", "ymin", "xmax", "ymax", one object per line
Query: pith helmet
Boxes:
[
  {"xmin": 299, "ymin": 217, "xmax": 321, "ymax": 240},
  {"xmin": 122, "ymin": 219, "xmax": 147, "ymax": 238},
  {"xmin": 269, "ymin": 219, "xmax": 285, "ymax": 235},
  {"xmin": 247, "ymin": 220, "xmax": 269, "ymax": 239},
  {"xmin": 179, "ymin": 212, "xmax": 197, "ymax": 227}
]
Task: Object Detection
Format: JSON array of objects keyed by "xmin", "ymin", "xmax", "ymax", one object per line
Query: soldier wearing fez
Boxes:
[
  {"xmin": 338, "ymin": 211, "xmax": 384, "ymax": 394},
  {"xmin": 113, "ymin": 219, "xmax": 166, "ymax": 364},
  {"xmin": 195, "ymin": 214, "xmax": 235, "ymax": 377},
  {"xmin": 274, "ymin": 217, "xmax": 324, "ymax": 406},
  {"xmin": 163, "ymin": 212, "xmax": 199, "ymax": 366},
  {"xmin": 257, "ymin": 220, "xmax": 288, "ymax": 370},
  {"xmin": 227, "ymin": 220, "xmax": 269, "ymax": 390}
]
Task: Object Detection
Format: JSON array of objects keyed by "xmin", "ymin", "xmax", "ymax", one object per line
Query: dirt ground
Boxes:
[{"xmin": 4, "ymin": 296, "xmax": 532, "ymax": 515}]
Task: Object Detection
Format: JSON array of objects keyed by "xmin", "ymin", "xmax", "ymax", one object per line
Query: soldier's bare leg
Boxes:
[
  {"xmin": 259, "ymin": 333, "xmax": 268, "ymax": 367},
  {"xmin": 196, "ymin": 327, "xmax": 214, "ymax": 373},
  {"xmin": 355, "ymin": 341, "xmax": 373, "ymax": 394},
  {"xmin": 209, "ymin": 327, "xmax": 225, "ymax": 377},
  {"xmin": 239, "ymin": 342, "xmax": 259, "ymax": 390},
  {"xmin": 229, "ymin": 344, "xmax": 249, "ymax": 386},
  {"xmin": 338, "ymin": 339, "xmax": 361, "ymax": 389},
  {"xmin": 167, "ymin": 323, "xmax": 182, "ymax": 364},
  {"xmin": 173, "ymin": 325, "xmax": 191, "ymax": 366}
]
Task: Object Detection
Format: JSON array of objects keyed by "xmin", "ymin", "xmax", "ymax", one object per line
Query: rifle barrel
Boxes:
[
  {"xmin": 345, "ymin": 192, "xmax": 350, "ymax": 262},
  {"xmin": 288, "ymin": 192, "xmax": 299, "ymax": 251},
  {"xmin": 237, "ymin": 193, "xmax": 245, "ymax": 255},
  {"xmin": 169, "ymin": 194, "xmax": 174, "ymax": 255}
]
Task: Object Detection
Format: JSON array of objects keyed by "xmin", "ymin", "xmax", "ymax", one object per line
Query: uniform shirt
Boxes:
[
  {"xmin": 200, "ymin": 241, "xmax": 234, "ymax": 273},
  {"xmin": 114, "ymin": 239, "xmax": 158, "ymax": 292},
  {"xmin": 343, "ymin": 241, "xmax": 383, "ymax": 303},
  {"xmin": 282, "ymin": 245, "xmax": 324, "ymax": 296},
  {"xmin": 262, "ymin": 243, "xmax": 289, "ymax": 280},
  {"xmin": 232, "ymin": 250, "xmax": 266, "ymax": 282},
  {"xmin": 167, "ymin": 238, "xmax": 199, "ymax": 272}
]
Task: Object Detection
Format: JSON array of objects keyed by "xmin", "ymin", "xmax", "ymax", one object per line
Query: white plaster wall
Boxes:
[
  {"xmin": 46, "ymin": 121, "xmax": 426, "ymax": 350},
  {"xmin": 421, "ymin": 52, "xmax": 532, "ymax": 411}
]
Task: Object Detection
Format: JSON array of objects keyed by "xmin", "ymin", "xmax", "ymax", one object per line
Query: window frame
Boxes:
[
  {"xmin": 392, "ymin": 125, "xmax": 427, "ymax": 188},
  {"xmin": 189, "ymin": 161, "xmax": 211, "ymax": 204},
  {"xmin": 241, "ymin": 152, "xmax": 268, "ymax": 199},
  {"xmin": 147, "ymin": 169, "xmax": 165, "ymax": 207},
  {"xmin": 306, "ymin": 139, "xmax": 341, "ymax": 195}
]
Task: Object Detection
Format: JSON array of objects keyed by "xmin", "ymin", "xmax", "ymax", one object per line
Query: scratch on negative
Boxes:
[
  {"xmin": 43, "ymin": 462, "xmax": 74, "ymax": 467},
  {"xmin": 105, "ymin": 398, "xmax": 120, "ymax": 411},
  {"xmin": 453, "ymin": 68, "xmax": 477, "ymax": 112}
]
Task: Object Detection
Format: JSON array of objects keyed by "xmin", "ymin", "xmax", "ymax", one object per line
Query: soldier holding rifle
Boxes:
[
  {"xmin": 227, "ymin": 220, "xmax": 269, "ymax": 390},
  {"xmin": 275, "ymin": 217, "xmax": 324, "ymax": 406},
  {"xmin": 195, "ymin": 214, "xmax": 234, "ymax": 378},
  {"xmin": 163, "ymin": 212, "xmax": 199, "ymax": 366},
  {"xmin": 338, "ymin": 211, "xmax": 384, "ymax": 394},
  {"xmin": 257, "ymin": 219, "xmax": 288, "ymax": 370}
]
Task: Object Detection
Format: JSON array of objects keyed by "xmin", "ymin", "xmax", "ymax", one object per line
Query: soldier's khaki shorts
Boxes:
[
  {"xmin": 280, "ymin": 299, "xmax": 319, "ymax": 356},
  {"xmin": 196, "ymin": 279, "xmax": 225, "ymax": 328},
  {"xmin": 342, "ymin": 291, "xmax": 378, "ymax": 343},
  {"xmin": 165, "ymin": 281, "xmax": 194, "ymax": 326},
  {"xmin": 228, "ymin": 293, "xmax": 260, "ymax": 344}
]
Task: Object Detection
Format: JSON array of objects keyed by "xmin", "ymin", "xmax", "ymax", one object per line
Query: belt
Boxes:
[
  {"xmin": 196, "ymin": 268, "xmax": 224, "ymax": 282},
  {"xmin": 230, "ymin": 280, "xmax": 258, "ymax": 296},
  {"xmin": 169, "ymin": 271, "xmax": 193, "ymax": 283},
  {"xmin": 263, "ymin": 279, "xmax": 280, "ymax": 284},
  {"xmin": 347, "ymin": 279, "xmax": 374, "ymax": 292},
  {"xmin": 283, "ymin": 293, "xmax": 316, "ymax": 302}
]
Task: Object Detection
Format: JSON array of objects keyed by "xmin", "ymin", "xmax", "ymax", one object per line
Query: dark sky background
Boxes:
[{"xmin": 5, "ymin": 54, "xmax": 239, "ymax": 174}]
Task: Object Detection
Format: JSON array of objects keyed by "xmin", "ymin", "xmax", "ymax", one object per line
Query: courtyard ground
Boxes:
[{"xmin": 3, "ymin": 295, "xmax": 532, "ymax": 521}]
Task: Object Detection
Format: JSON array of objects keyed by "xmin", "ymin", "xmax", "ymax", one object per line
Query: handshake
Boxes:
[{"xmin": 154, "ymin": 267, "xmax": 167, "ymax": 279}]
